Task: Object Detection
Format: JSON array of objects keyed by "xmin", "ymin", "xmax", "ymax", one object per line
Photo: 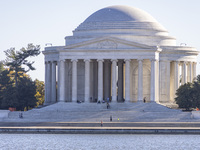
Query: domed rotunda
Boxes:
[{"xmin": 43, "ymin": 5, "xmax": 198, "ymax": 105}]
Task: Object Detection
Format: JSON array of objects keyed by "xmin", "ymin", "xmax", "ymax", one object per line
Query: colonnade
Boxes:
[
  {"xmin": 44, "ymin": 59, "xmax": 197, "ymax": 104},
  {"xmin": 169, "ymin": 61, "xmax": 197, "ymax": 102},
  {"xmin": 175, "ymin": 61, "xmax": 197, "ymax": 87},
  {"xmin": 182, "ymin": 61, "xmax": 196, "ymax": 84},
  {"xmin": 44, "ymin": 59, "xmax": 159, "ymax": 104}
]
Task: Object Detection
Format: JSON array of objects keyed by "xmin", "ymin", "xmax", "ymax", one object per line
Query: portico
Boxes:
[{"xmin": 44, "ymin": 58, "xmax": 197, "ymax": 104}]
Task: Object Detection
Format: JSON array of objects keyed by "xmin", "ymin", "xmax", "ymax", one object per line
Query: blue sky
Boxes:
[{"xmin": 0, "ymin": 0, "xmax": 199, "ymax": 81}]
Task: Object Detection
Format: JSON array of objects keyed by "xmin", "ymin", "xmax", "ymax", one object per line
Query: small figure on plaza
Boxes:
[
  {"xmin": 107, "ymin": 103, "xmax": 110, "ymax": 109},
  {"xmin": 19, "ymin": 112, "xmax": 23, "ymax": 118},
  {"xmin": 101, "ymin": 120, "xmax": 103, "ymax": 127},
  {"xmin": 143, "ymin": 97, "xmax": 146, "ymax": 103}
]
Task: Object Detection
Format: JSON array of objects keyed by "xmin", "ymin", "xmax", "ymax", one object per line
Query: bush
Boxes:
[
  {"xmin": 175, "ymin": 75, "xmax": 200, "ymax": 110},
  {"xmin": 175, "ymin": 83, "xmax": 194, "ymax": 110}
]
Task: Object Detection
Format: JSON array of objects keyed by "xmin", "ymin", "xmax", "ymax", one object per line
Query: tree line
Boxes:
[{"xmin": 0, "ymin": 44, "xmax": 44, "ymax": 111}]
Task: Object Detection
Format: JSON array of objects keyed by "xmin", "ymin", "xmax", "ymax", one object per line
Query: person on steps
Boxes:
[{"xmin": 143, "ymin": 97, "xmax": 146, "ymax": 103}]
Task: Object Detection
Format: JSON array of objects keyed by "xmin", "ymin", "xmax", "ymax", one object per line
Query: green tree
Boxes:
[
  {"xmin": 4, "ymin": 44, "xmax": 40, "ymax": 88},
  {"xmin": 175, "ymin": 75, "xmax": 200, "ymax": 110},
  {"xmin": 0, "ymin": 69, "xmax": 15, "ymax": 109},
  {"xmin": 196, "ymin": 75, "xmax": 200, "ymax": 83},
  {"xmin": 0, "ymin": 71, "xmax": 37, "ymax": 110},
  {"xmin": 1, "ymin": 85, "xmax": 17, "ymax": 109},
  {"xmin": 192, "ymin": 75, "xmax": 200, "ymax": 108},
  {"xmin": 34, "ymin": 79, "xmax": 45, "ymax": 106},
  {"xmin": 175, "ymin": 83, "xmax": 194, "ymax": 110},
  {"xmin": 1, "ymin": 44, "xmax": 40, "ymax": 110},
  {"xmin": 17, "ymin": 76, "xmax": 37, "ymax": 111},
  {"xmin": 0, "ymin": 61, "xmax": 5, "ymax": 73}
]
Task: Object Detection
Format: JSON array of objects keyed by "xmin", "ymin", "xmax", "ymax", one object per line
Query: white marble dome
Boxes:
[
  {"xmin": 76, "ymin": 5, "xmax": 166, "ymax": 31},
  {"xmin": 66, "ymin": 5, "xmax": 176, "ymax": 46}
]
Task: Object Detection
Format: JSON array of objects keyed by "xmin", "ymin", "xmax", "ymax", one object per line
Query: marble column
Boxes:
[
  {"xmin": 98, "ymin": 59, "xmax": 104, "ymax": 101},
  {"xmin": 104, "ymin": 60, "xmax": 111, "ymax": 101},
  {"xmin": 125, "ymin": 59, "xmax": 130, "ymax": 101},
  {"xmin": 59, "ymin": 60, "xmax": 65, "ymax": 102},
  {"xmin": 159, "ymin": 60, "xmax": 171, "ymax": 102},
  {"xmin": 155, "ymin": 60, "xmax": 159, "ymax": 102},
  {"xmin": 72, "ymin": 59, "xmax": 78, "ymax": 102},
  {"xmin": 44, "ymin": 62, "xmax": 48, "ymax": 104},
  {"xmin": 47, "ymin": 61, "xmax": 52, "ymax": 103},
  {"xmin": 51, "ymin": 61, "xmax": 57, "ymax": 103},
  {"xmin": 188, "ymin": 62, "xmax": 192, "ymax": 82},
  {"xmin": 182, "ymin": 62, "xmax": 187, "ymax": 84},
  {"xmin": 93, "ymin": 61, "xmax": 98, "ymax": 101},
  {"xmin": 166, "ymin": 61, "xmax": 171, "ymax": 101},
  {"xmin": 111, "ymin": 59, "xmax": 117, "ymax": 102},
  {"xmin": 150, "ymin": 59, "xmax": 156, "ymax": 102},
  {"xmin": 118, "ymin": 60, "xmax": 124, "ymax": 102},
  {"xmin": 175, "ymin": 61, "xmax": 180, "ymax": 90},
  {"xmin": 84, "ymin": 59, "xmax": 90, "ymax": 102},
  {"xmin": 138, "ymin": 59, "xmax": 143, "ymax": 101},
  {"xmin": 193, "ymin": 62, "xmax": 197, "ymax": 80}
]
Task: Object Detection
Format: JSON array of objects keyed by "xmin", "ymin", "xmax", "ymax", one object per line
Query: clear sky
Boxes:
[{"xmin": 0, "ymin": 0, "xmax": 199, "ymax": 81}]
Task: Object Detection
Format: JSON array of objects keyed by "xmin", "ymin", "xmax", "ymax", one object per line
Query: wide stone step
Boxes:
[
  {"xmin": 1, "ymin": 122, "xmax": 200, "ymax": 128},
  {"xmin": 5, "ymin": 102, "xmax": 194, "ymax": 122}
]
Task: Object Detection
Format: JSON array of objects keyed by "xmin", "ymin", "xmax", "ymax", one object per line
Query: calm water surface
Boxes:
[{"xmin": 0, "ymin": 134, "xmax": 199, "ymax": 150}]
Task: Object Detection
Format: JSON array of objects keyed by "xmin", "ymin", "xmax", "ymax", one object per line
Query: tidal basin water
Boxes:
[{"xmin": 0, "ymin": 134, "xmax": 200, "ymax": 150}]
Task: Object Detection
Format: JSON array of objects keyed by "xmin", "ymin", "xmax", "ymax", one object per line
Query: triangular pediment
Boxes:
[{"xmin": 65, "ymin": 37, "xmax": 154, "ymax": 50}]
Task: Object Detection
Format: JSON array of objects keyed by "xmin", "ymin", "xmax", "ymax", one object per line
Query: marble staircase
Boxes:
[{"xmin": 6, "ymin": 102, "xmax": 193, "ymax": 122}]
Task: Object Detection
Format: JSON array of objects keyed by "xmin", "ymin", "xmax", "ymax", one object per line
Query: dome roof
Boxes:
[
  {"xmin": 84, "ymin": 5, "xmax": 157, "ymax": 23},
  {"xmin": 66, "ymin": 5, "xmax": 176, "ymax": 47},
  {"xmin": 74, "ymin": 5, "xmax": 167, "ymax": 32}
]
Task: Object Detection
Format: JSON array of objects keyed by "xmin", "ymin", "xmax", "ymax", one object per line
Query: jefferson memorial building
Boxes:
[{"xmin": 43, "ymin": 5, "xmax": 198, "ymax": 105}]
